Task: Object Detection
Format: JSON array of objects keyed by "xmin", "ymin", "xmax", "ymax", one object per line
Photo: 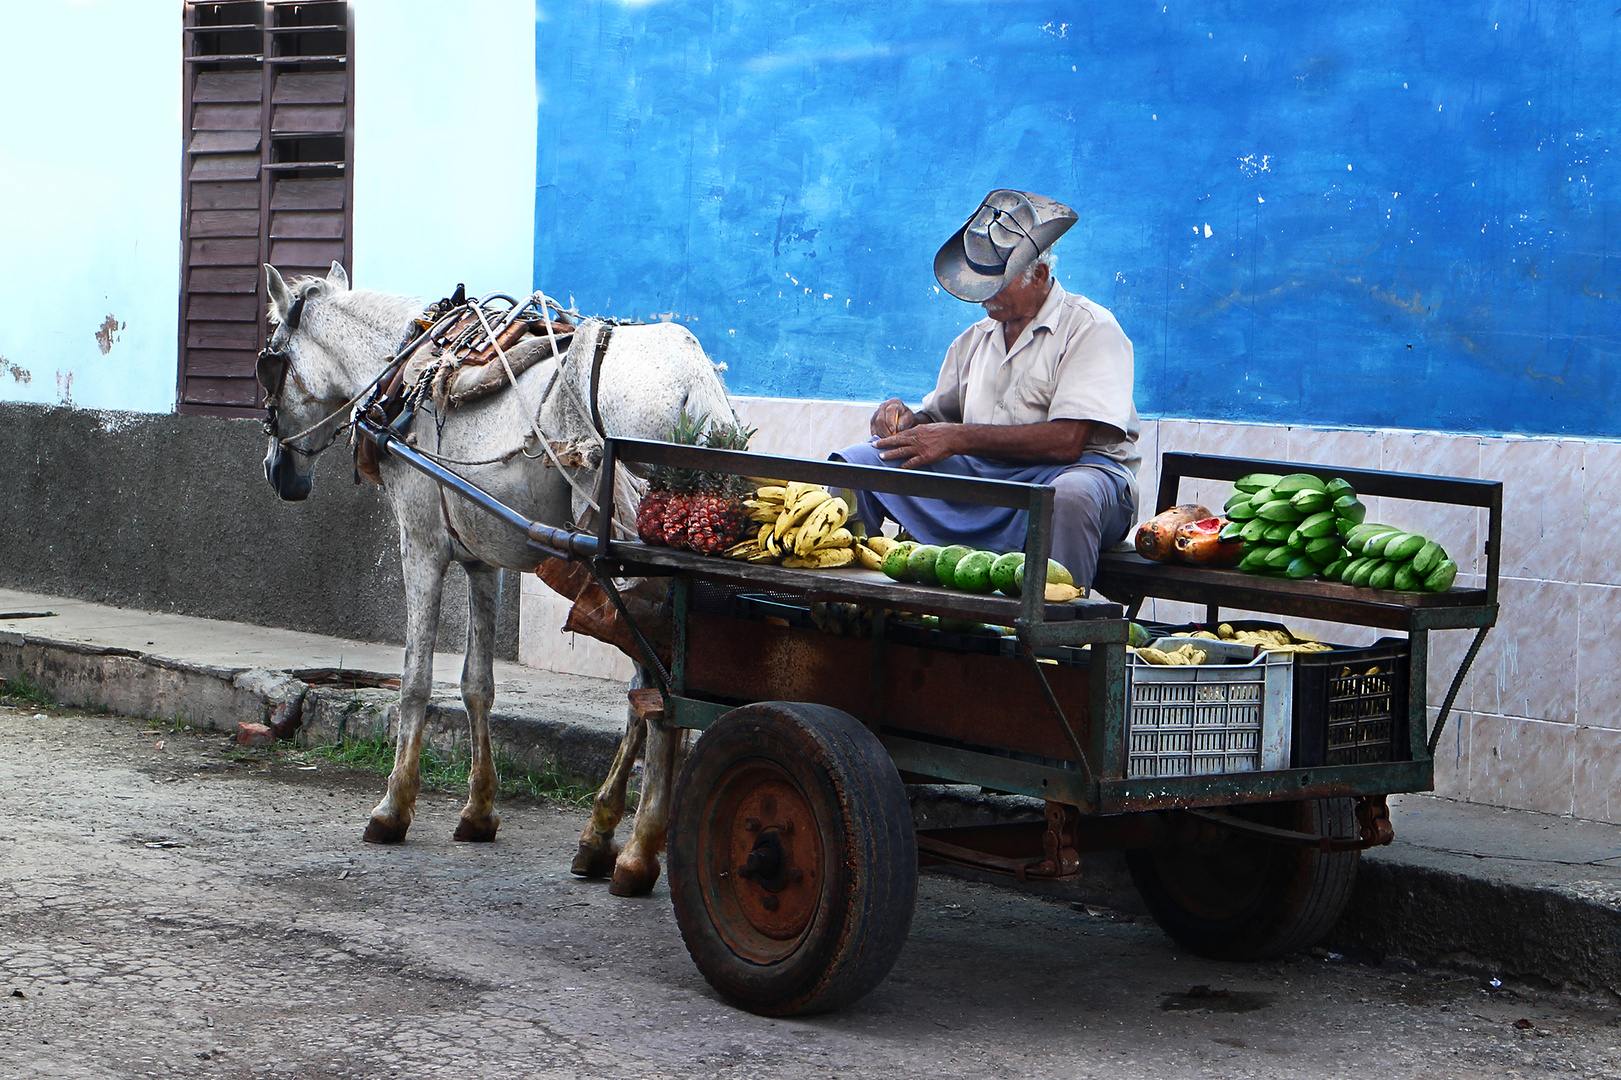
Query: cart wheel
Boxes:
[
  {"xmin": 1127, "ymin": 798, "xmax": 1360, "ymax": 961},
  {"xmin": 667, "ymin": 702, "xmax": 917, "ymax": 1016}
]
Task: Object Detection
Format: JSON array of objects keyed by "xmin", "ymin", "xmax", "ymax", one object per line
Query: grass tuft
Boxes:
[
  {"xmin": 297, "ymin": 731, "xmax": 596, "ymax": 807},
  {"xmin": 1, "ymin": 675, "xmax": 53, "ymax": 708}
]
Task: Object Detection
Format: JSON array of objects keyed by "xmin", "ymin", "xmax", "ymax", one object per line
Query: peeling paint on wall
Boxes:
[
  {"xmin": 0, "ymin": 356, "xmax": 30, "ymax": 384},
  {"xmin": 56, "ymin": 370, "xmax": 74, "ymax": 408},
  {"xmin": 94, "ymin": 315, "xmax": 124, "ymax": 356}
]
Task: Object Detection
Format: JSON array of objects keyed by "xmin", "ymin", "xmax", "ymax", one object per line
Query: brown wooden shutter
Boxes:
[{"xmin": 178, "ymin": 1, "xmax": 354, "ymax": 417}]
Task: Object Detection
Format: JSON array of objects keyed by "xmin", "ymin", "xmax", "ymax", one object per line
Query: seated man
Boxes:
[{"xmin": 834, "ymin": 189, "xmax": 1139, "ymax": 589}]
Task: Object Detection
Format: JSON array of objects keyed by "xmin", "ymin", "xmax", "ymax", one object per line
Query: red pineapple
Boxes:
[
  {"xmin": 635, "ymin": 465, "xmax": 672, "ymax": 545},
  {"xmin": 687, "ymin": 420, "xmax": 755, "ymax": 554},
  {"xmin": 651, "ymin": 410, "xmax": 705, "ymax": 548}
]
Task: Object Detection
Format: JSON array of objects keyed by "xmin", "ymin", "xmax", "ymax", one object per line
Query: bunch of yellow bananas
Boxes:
[
  {"xmin": 1187, "ymin": 624, "xmax": 1332, "ymax": 654},
  {"xmin": 723, "ymin": 483, "xmax": 857, "ymax": 568}
]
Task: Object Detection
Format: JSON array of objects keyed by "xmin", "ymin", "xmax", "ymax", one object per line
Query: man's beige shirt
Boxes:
[{"xmin": 920, "ymin": 280, "xmax": 1142, "ymax": 480}]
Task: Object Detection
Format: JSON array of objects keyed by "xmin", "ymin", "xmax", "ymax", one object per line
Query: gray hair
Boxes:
[{"xmin": 1019, "ymin": 244, "xmax": 1059, "ymax": 283}]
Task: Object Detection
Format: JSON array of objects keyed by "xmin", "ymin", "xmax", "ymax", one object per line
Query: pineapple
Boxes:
[
  {"xmin": 635, "ymin": 461, "xmax": 673, "ymax": 545},
  {"xmin": 687, "ymin": 420, "xmax": 756, "ymax": 554},
  {"xmin": 639, "ymin": 410, "xmax": 705, "ymax": 548}
]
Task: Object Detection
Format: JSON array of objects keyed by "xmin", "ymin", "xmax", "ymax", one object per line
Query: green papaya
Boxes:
[
  {"xmin": 1274, "ymin": 473, "xmax": 1328, "ymax": 496},
  {"xmin": 1425, "ymin": 559, "xmax": 1459, "ymax": 592},
  {"xmin": 1234, "ymin": 473, "xmax": 1285, "ymax": 494}
]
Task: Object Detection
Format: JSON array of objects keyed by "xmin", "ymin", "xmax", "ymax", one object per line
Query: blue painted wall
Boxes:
[{"xmin": 535, "ymin": 1, "xmax": 1620, "ymax": 437}]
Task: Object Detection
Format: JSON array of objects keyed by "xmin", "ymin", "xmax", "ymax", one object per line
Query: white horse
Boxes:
[{"xmin": 257, "ymin": 262, "xmax": 733, "ymax": 896}]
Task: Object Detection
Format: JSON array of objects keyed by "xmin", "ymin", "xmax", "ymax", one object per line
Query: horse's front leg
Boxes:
[
  {"xmin": 364, "ymin": 542, "xmax": 449, "ymax": 844},
  {"xmin": 453, "ymin": 561, "xmax": 501, "ymax": 842}
]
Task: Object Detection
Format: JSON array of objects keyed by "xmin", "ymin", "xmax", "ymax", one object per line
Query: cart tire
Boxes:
[
  {"xmin": 667, "ymin": 702, "xmax": 917, "ymax": 1016},
  {"xmin": 1126, "ymin": 798, "xmax": 1360, "ymax": 961}
]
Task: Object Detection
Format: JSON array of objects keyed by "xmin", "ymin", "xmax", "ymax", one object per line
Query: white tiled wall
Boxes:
[{"xmin": 518, "ymin": 401, "xmax": 1620, "ymax": 825}]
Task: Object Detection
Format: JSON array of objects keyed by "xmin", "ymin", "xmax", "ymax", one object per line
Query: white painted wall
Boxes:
[
  {"xmin": 351, "ymin": 0, "xmax": 537, "ymax": 300},
  {"xmin": 0, "ymin": 0, "xmax": 180, "ymax": 412},
  {"xmin": 0, "ymin": 0, "xmax": 537, "ymax": 415}
]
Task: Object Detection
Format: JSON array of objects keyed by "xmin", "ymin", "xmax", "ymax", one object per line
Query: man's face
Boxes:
[{"xmin": 981, "ymin": 263, "xmax": 1050, "ymax": 322}]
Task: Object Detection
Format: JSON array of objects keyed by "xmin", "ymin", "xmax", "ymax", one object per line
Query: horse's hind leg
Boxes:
[
  {"xmin": 453, "ymin": 561, "xmax": 502, "ymax": 842},
  {"xmin": 572, "ymin": 701, "xmax": 645, "ymax": 877},
  {"xmin": 365, "ymin": 541, "xmax": 449, "ymax": 844},
  {"xmin": 610, "ymin": 709, "xmax": 687, "ymax": 897}
]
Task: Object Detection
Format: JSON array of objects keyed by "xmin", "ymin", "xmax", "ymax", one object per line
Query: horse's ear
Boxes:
[
  {"xmin": 326, "ymin": 262, "xmax": 350, "ymax": 291},
  {"xmin": 265, "ymin": 264, "xmax": 293, "ymax": 322}
]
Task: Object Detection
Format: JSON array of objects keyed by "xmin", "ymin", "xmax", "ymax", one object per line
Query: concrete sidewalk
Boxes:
[{"xmin": 1, "ymin": 587, "xmax": 1617, "ymax": 998}]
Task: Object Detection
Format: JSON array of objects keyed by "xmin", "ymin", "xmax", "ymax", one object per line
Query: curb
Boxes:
[
  {"xmin": 0, "ymin": 629, "xmax": 623, "ymax": 788},
  {"xmin": 2, "ymin": 628, "xmax": 1616, "ymax": 998}
]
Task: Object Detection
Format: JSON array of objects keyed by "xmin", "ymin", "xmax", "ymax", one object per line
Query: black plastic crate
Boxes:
[
  {"xmin": 1140, "ymin": 620, "xmax": 1411, "ymax": 767},
  {"xmin": 1291, "ymin": 639, "xmax": 1410, "ymax": 767}
]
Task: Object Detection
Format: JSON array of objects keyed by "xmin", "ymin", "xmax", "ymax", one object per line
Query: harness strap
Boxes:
[{"xmin": 588, "ymin": 324, "xmax": 614, "ymax": 438}]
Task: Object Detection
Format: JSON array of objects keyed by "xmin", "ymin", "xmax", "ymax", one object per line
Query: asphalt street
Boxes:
[{"xmin": 2, "ymin": 704, "xmax": 1618, "ymax": 1079}]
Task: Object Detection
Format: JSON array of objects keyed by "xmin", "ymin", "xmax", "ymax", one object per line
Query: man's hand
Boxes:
[
  {"xmin": 870, "ymin": 398, "xmax": 918, "ymax": 438},
  {"xmin": 874, "ymin": 423, "xmax": 960, "ymax": 469}
]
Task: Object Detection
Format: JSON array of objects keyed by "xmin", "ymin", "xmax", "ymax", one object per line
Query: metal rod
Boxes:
[
  {"xmin": 1428, "ymin": 626, "xmax": 1490, "ymax": 756},
  {"xmin": 357, "ymin": 419, "xmax": 600, "ymax": 560}
]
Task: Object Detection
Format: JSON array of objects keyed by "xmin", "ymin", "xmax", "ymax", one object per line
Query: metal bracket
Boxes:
[
  {"xmin": 1017, "ymin": 640, "xmax": 1095, "ymax": 785},
  {"xmin": 1181, "ymin": 795, "xmax": 1395, "ymax": 853},
  {"xmin": 1428, "ymin": 625, "xmax": 1490, "ymax": 755}
]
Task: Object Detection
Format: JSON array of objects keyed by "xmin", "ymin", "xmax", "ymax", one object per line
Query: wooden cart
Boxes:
[{"xmin": 364, "ymin": 422, "xmax": 1500, "ymax": 1017}]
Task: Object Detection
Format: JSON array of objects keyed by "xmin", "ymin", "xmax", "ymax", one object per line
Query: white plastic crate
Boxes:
[{"xmin": 1126, "ymin": 639, "xmax": 1293, "ymax": 778}]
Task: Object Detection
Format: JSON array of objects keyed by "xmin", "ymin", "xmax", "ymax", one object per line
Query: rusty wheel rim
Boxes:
[{"xmin": 698, "ymin": 759, "xmax": 826, "ymax": 964}]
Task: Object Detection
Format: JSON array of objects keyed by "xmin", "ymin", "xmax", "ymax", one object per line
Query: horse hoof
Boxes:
[
  {"xmin": 362, "ymin": 816, "xmax": 409, "ymax": 844},
  {"xmin": 608, "ymin": 853, "xmax": 660, "ymax": 897},
  {"xmin": 571, "ymin": 840, "xmax": 619, "ymax": 879},
  {"xmin": 453, "ymin": 815, "xmax": 499, "ymax": 843}
]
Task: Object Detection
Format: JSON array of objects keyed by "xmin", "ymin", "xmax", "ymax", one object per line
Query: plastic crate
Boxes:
[
  {"xmin": 1126, "ymin": 646, "xmax": 1293, "ymax": 778},
  {"xmin": 1291, "ymin": 639, "xmax": 1410, "ymax": 767}
]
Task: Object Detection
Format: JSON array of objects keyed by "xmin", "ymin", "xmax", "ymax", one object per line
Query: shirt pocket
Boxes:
[{"xmin": 1009, "ymin": 362, "xmax": 1060, "ymax": 423}]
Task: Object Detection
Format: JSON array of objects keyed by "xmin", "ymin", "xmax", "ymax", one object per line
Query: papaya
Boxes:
[
  {"xmin": 991, "ymin": 551, "xmax": 1026, "ymax": 596},
  {"xmin": 935, "ymin": 545, "xmax": 972, "ymax": 589},
  {"xmin": 1134, "ymin": 504, "xmax": 1213, "ymax": 562},
  {"xmin": 1175, "ymin": 518, "xmax": 1245, "ymax": 566}
]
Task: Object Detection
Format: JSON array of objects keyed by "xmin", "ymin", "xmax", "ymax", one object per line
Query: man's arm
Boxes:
[{"xmin": 873, "ymin": 418, "xmax": 1094, "ymax": 469}]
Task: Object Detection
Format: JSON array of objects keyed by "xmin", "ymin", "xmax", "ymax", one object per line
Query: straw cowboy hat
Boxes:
[{"xmin": 933, "ymin": 189, "xmax": 1078, "ymax": 302}]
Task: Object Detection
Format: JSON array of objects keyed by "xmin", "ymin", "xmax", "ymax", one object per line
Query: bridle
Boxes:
[{"xmin": 257, "ymin": 289, "xmax": 422, "ymax": 459}]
